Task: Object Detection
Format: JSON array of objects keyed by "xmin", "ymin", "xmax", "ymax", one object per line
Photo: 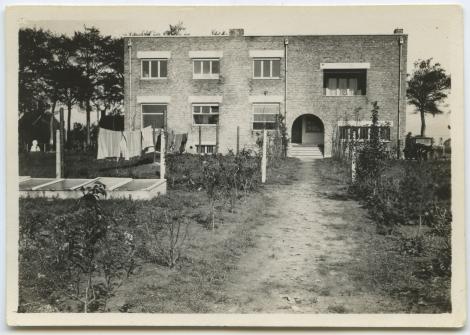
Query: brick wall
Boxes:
[{"xmin": 124, "ymin": 33, "xmax": 407, "ymax": 156}]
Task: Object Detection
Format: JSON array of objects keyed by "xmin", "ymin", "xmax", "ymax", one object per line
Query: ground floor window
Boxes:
[
  {"xmin": 339, "ymin": 125, "xmax": 390, "ymax": 141},
  {"xmin": 193, "ymin": 104, "xmax": 219, "ymax": 125},
  {"xmin": 196, "ymin": 144, "xmax": 215, "ymax": 154},
  {"xmin": 142, "ymin": 104, "xmax": 166, "ymax": 128},
  {"xmin": 252, "ymin": 103, "xmax": 280, "ymax": 130}
]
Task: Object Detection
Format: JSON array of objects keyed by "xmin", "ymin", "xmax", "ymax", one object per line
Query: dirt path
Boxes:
[{"xmin": 212, "ymin": 160, "xmax": 403, "ymax": 313}]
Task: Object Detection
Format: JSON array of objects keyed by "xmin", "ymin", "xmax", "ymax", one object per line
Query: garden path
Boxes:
[{"xmin": 212, "ymin": 160, "xmax": 403, "ymax": 313}]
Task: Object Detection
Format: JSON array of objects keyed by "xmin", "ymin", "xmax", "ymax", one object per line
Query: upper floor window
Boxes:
[
  {"xmin": 253, "ymin": 59, "xmax": 281, "ymax": 79},
  {"xmin": 142, "ymin": 104, "xmax": 166, "ymax": 129},
  {"xmin": 193, "ymin": 59, "xmax": 220, "ymax": 79},
  {"xmin": 323, "ymin": 69, "xmax": 366, "ymax": 96},
  {"xmin": 141, "ymin": 59, "xmax": 167, "ymax": 79},
  {"xmin": 252, "ymin": 103, "xmax": 280, "ymax": 130},
  {"xmin": 193, "ymin": 104, "xmax": 219, "ymax": 125}
]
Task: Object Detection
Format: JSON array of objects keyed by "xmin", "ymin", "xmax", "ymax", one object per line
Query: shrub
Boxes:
[
  {"xmin": 19, "ymin": 184, "xmax": 137, "ymax": 312},
  {"xmin": 139, "ymin": 195, "xmax": 191, "ymax": 268}
]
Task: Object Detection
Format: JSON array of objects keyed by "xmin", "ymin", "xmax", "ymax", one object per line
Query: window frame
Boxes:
[
  {"xmin": 338, "ymin": 125, "xmax": 391, "ymax": 142},
  {"xmin": 252, "ymin": 58, "xmax": 281, "ymax": 79},
  {"xmin": 192, "ymin": 103, "xmax": 220, "ymax": 126},
  {"xmin": 192, "ymin": 59, "xmax": 220, "ymax": 79},
  {"xmin": 252, "ymin": 103, "xmax": 280, "ymax": 131},
  {"xmin": 141, "ymin": 59, "xmax": 168, "ymax": 79},
  {"xmin": 141, "ymin": 103, "xmax": 167, "ymax": 129},
  {"xmin": 323, "ymin": 69, "xmax": 367, "ymax": 96},
  {"xmin": 196, "ymin": 144, "xmax": 216, "ymax": 155}
]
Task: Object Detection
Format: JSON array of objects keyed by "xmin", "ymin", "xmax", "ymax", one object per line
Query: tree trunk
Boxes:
[
  {"xmin": 86, "ymin": 100, "xmax": 91, "ymax": 147},
  {"xmin": 49, "ymin": 100, "xmax": 57, "ymax": 149},
  {"xmin": 420, "ymin": 110, "xmax": 426, "ymax": 136}
]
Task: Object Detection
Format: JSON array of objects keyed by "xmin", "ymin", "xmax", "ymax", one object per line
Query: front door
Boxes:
[{"xmin": 291, "ymin": 117, "xmax": 302, "ymax": 144}]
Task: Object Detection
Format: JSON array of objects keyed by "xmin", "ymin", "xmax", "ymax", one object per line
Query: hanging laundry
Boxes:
[
  {"xmin": 120, "ymin": 133, "xmax": 129, "ymax": 160},
  {"xmin": 181, "ymin": 133, "xmax": 188, "ymax": 153},
  {"xmin": 173, "ymin": 134, "xmax": 182, "ymax": 153},
  {"xmin": 142, "ymin": 126, "xmax": 155, "ymax": 150},
  {"xmin": 123, "ymin": 130, "xmax": 142, "ymax": 159},
  {"xmin": 97, "ymin": 128, "xmax": 121, "ymax": 159}
]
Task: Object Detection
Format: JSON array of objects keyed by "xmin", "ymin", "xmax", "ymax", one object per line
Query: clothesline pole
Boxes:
[
  {"xmin": 215, "ymin": 124, "xmax": 219, "ymax": 154},
  {"xmin": 236, "ymin": 126, "xmax": 240, "ymax": 154},
  {"xmin": 56, "ymin": 130, "xmax": 61, "ymax": 179},
  {"xmin": 160, "ymin": 131, "xmax": 165, "ymax": 179},
  {"xmin": 152, "ymin": 124, "xmax": 156, "ymax": 164},
  {"xmin": 261, "ymin": 129, "xmax": 267, "ymax": 183},
  {"xmin": 198, "ymin": 126, "xmax": 202, "ymax": 154}
]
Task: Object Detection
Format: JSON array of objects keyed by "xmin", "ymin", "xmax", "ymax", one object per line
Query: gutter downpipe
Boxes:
[
  {"xmin": 284, "ymin": 37, "xmax": 288, "ymax": 157},
  {"xmin": 397, "ymin": 35, "xmax": 404, "ymax": 159},
  {"xmin": 128, "ymin": 39, "xmax": 132, "ymax": 131}
]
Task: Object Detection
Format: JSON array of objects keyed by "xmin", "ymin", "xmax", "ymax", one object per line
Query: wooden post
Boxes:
[
  {"xmin": 215, "ymin": 124, "xmax": 219, "ymax": 154},
  {"xmin": 236, "ymin": 126, "xmax": 240, "ymax": 154},
  {"xmin": 261, "ymin": 130, "xmax": 267, "ymax": 183},
  {"xmin": 198, "ymin": 126, "xmax": 202, "ymax": 154},
  {"xmin": 160, "ymin": 131, "xmax": 165, "ymax": 179},
  {"xmin": 56, "ymin": 130, "xmax": 61, "ymax": 178},
  {"xmin": 351, "ymin": 132, "xmax": 357, "ymax": 183},
  {"xmin": 152, "ymin": 124, "xmax": 156, "ymax": 164},
  {"xmin": 59, "ymin": 108, "xmax": 65, "ymax": 177}
]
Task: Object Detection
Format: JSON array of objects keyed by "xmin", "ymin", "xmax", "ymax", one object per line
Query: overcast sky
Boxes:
[{"xmin": 23, "ymin": 5, "xmax": 460, "ymax": 140}]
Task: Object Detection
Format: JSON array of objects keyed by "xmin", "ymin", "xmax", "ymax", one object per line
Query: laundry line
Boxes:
[{"xmin": 97, "ymin": 126, "xmax": 187, "ymax": 160}]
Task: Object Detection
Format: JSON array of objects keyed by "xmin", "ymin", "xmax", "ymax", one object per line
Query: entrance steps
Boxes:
[{"xmin": 288, "ymin": 144, "xmax": 323, "ymax": 161}]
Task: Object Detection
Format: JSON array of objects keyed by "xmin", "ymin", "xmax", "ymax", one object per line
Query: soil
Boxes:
[{"xmin": 209, "ymin": 160, "xmax": 404, "ymax": 313}]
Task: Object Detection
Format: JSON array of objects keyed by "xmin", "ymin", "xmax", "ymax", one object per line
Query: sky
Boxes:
[{"xmin": 22, "ymin": 5, "xmax": 460, "ymax": 140}]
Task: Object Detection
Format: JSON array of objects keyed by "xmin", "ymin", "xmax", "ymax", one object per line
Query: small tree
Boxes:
[
  {"xmin": 163, "ymin": 22, "xmax": 186, "ymax": 36},
  {"xmin": 355, "ymin": 102, "xmax": 388, "ymax": 194},
  {"xmin": 407, "ymin": 59, "xmax": 451, "ymax": 136}
]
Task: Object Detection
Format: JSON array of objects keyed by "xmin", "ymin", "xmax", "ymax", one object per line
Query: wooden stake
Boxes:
[
  {"xmin": 198, "ymin": 126, "xmax": 202, "ymax": 154},
  {"xmin": 261, "ymin": 130, "xmax": 267, "ymax": 183},
  {"xmin": 59, "ymin": 107, "xmax": 65, "ymax": 177},
  {"xmin": 160, "ymin": 131, "xmax": 166, "ymax": 179},
  {"xmin": 351, "ymin": 132, "xmax": 357, "ymax": 183},
  {"xmin": 236, "ymin": 126, "xmax": 240, "ymax": 154},
  {"xmin": 56, "ymin": 129, "xmax": 61, "ymax": 178},
  {"xmin": 215, "ymin": 124, "xmax": 219, "ymax": 154},
  {"xmin": 152, "ymin": 124, "xmax": 156, "ymax": 163}
]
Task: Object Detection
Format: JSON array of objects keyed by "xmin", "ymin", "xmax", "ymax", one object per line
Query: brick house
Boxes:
[{"xmin": 123, "ymin": 28, "xmax": 407, "ymax": 158}]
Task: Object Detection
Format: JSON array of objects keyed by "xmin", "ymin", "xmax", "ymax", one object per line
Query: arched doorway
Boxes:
[{"xmin": 291, "ymin": 114, "xmax": 324, "ymax": 146}]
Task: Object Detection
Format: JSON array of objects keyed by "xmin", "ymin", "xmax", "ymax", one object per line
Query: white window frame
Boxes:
[
  {"xmin": 196, "ymin": 144, "xmax": 216, "ymax": 155},
  {"xmin": 141, "ymin": 104, "xmax": 166, "ymax": 129},
  {"xmin": 252, "ymin": 103, "xmax": 280, "ymax": 131},
  {"xmin": 253, "ymin": 58, "xmax": 281, "ymax": 79},
  {"xmin": 192, "ymin": 59, "xmax": 220, "ymax": 79},
  {"xmin": 141, "ymin": 59, "xmax": 168, "ymax": 79},
  {"xmin": 192, "ymin": 103, "xmax": 219, "ymax": 126},
  {"xmin": 338, "ymin": 125, "xmax": 391, "ymax": 142}
]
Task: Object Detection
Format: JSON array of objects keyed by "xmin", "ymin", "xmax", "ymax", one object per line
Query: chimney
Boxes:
[
  {"xmin": 393, "ymin": 28, "xmax": 404, "ymax": 34},
  {"xmin": 229, "ymin": 28, "xmax": 244, "ymax": 37}
]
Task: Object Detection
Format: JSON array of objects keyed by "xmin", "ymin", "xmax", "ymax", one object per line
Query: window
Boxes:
[
  {"xmin": 193, "ymin": 104, "xmax": 219, "ymax": 125},
  {"xmin": 141, "ymin": 59, "xmax": 167, "ymax": 79},
  {"xmin": 193, "ymin": 59, "xmax": 220, "ymax": 79},
  {"xmin": 323, "ymin": 69, "xmax": 366, "ymax": 96},
  {"xmin": 142, "ymin": 104, "xmax": 166, "ymax": 129},
  {"xmin": 253, "ymin": 59, "xmax": 281, "ymax": 79},
  {"xmin": 252, "ymin": 104, "xmax": 280, "ymax": 130},
  {"xmin": 339, "ymin": 126, "xmax": 390, "ymax": 141},
  {"xmin": 196, "ymin": 145, "xmax": 215, "ymax": 154}
]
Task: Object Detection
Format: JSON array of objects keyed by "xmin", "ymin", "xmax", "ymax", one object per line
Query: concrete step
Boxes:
[{"xmin": 288, "ymin": 145, "xmax": 324, "ymax": 159}]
